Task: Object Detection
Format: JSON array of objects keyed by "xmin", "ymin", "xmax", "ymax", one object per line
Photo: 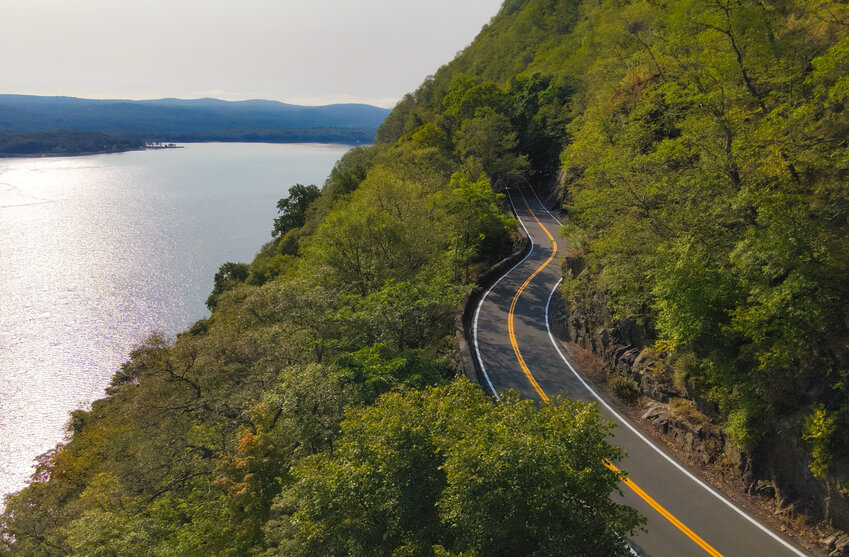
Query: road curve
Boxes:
[{"xmin": 472, "ymin": 186, "xmax": 810, "ymax": 557}]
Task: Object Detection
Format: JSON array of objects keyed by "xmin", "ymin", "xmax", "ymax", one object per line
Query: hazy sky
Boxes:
[{"xmin": 1, "ymin": 0, "xmax": 504, "ymax": 108}]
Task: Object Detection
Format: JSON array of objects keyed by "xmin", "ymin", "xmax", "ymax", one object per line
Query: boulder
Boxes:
[
  {"xmin": 642, "ymin": 401, "xmax": 725, "ymax": 465},
  {"xmin": 632, "ymin": 349, "xmax": 684, "ymax": 402},
  {"xmin": 830, "ymin": 534, "xmax": 849, "ymax": 557}
]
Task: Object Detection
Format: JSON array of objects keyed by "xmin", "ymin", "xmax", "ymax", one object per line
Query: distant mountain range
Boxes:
[{"xmin": 0, "ymin": 95, "xmax": 391, "ymax": 144}]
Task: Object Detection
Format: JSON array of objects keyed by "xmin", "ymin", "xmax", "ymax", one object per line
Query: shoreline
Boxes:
[
  {"xmin": 0, "ymin": 141, "xmax": 351, "ymax": 506},
  {"xmin": 0, "ymin": 147, "xmax": 150, "ymax": 159},
  {"xmin": 0, "ymin": 139, "xmax": 369, "ymax": 160}
]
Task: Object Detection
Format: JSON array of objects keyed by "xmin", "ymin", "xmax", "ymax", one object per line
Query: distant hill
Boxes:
[
  {"xmin": 0, "ymin": 95, "xmax": 391, "ymax": 144},
  {"xmin": 0, "ymin": 130, "xmax": 145, "ymax": 157}
]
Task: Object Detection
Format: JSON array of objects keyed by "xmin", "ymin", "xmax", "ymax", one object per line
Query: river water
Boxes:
[{"xmin": 0, "ymin": 142, "xmax": 349, "ymax": 500}]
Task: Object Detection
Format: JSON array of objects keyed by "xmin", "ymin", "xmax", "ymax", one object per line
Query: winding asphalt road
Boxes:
[{"xmin": 472, "ymin": 186, "xmax": 811, "ymax": 556}]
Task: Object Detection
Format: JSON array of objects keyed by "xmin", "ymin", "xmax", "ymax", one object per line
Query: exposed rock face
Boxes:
[
  {"xmin": 757, "ymin": 415, "xmax": 849, "ymax": 532},
  {"xmin": 552, "ymin": 293, "xmax": 727, "ymax": 458},
  {"xmin": 632, "ymin": 351, "xmax": 684, "ymax": 403},
  {"xmin": 643, "ymin": 402, "xmax": 722, "ymax": 464},
  {"xmin": 823, "ymin": 532, "xmax": 849, "ymax": 557},
  {"xmin": 550, "ymin": 288, "xmax": 849, "ymax": 541},
  {"xmin": 552, "ymin": 299, "xmax": 683, "ymax": 402}
]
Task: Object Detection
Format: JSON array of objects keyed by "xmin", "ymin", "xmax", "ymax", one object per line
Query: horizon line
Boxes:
[{"xmin": 0, "ymin": 91, "xmax": 400, "ymax": 109}]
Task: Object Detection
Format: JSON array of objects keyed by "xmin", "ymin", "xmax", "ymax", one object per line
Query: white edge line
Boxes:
[
  {"xmin": 472, "ymin": 189, "xmax": 534, "ymax": 401},
  {"xmin": 527, "ymin": 181, "xmax": 806, "ymax": 555},
  {"xmin": 527, "ymin": 182, "xmax": 563, "ymax": 226},
  {"xmin": 544, "ymin": 278, "xmax": 808, "ymax": 557},
  {"xmin": 475, "ymin": 187, "xmax": 638, "ymax": 557},
  {"xmin": 519, "ymin": 184, "xmax": 640, "ymax": 556},
  {"xmin": 479, "ymin": 183, "xmax": 804, "ymax": 555}
]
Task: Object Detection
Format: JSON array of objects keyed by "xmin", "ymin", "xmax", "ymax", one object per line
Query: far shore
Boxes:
[
  {"xmin": 0, "ymin": 139, "xmax": 371, "ymax": 160},
  {"xmin": 0, "ymin": 146, "xmax": 164, "ymax": 159}
]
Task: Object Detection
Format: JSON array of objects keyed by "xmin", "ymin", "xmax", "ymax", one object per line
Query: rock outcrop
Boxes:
[{"xmin": 550, "ymin": 288, "xmax": 849, "ymax": 547}]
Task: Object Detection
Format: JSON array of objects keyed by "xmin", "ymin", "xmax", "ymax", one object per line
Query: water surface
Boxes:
[{"xmin": 0, "ymin": 142, "xmax": 349, "ymax": 499}]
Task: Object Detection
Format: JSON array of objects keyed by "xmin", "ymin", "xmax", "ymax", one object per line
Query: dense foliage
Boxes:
[
  {"xmin": 7, "ymin": 0, "xmax": 845, "ymax": 550},
  {"xmin": 383, "ymin": 0, "xmax": 849, "ymax": 478},
  {"xmin": 271, "ymin": 384, "xmax": 640, "ymax": 557},
  {"xmin": 549, "ymin": 0, "xmax": 849, "ymax": 466},
  {"xmin": 0, "ymin": 3, "xmax": 647, "ymax": 551}
]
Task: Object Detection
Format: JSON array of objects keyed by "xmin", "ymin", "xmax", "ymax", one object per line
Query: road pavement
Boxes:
[{"xmin": 471, "ymin": 186, "xmax": 811, "ymax": 556}]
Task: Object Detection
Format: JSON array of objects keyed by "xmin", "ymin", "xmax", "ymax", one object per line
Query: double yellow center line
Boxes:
[
  {"xmin": 507, "ymin": 194, "xmax": 557, "ymax": 404},
  {"xmin": 506, "ymin": 189, "xmax": 723, "ymax": 557}
]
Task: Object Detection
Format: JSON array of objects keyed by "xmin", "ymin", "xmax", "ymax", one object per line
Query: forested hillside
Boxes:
[
  {"xmin": 387, "ymin": 0, "xmax": 849, "ymax": 523},
  {"xmin": 0, "ymin": 2, "xmax": 642, "ymax": 554},
  {"xmin": 0, "ymin": 88, "xmax": 642, "ymax": 556},
  {"xmin": 0, "ymin": 95, "xmax": 389, "ymax": 145},
  {"xmin": 552, "ymin": 0, "xmax": 849, "ymax": 458},
  {"xmin": 4, "ymin": 0, "xmax": 849, "ymax": 553},
  {"xmin": 387, "ymin": 0, "xmax": 848, "ymax": 470},
  {"xmin": 560, "ymin": 0, "xmax": 849, "ymax": 531},
  {"xmin": 0, "ymin": 131, "xmax": 145, "ymax": 156}
]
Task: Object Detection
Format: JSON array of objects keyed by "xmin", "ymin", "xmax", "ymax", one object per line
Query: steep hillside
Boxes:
[
  {"xmin": 3, "ymin": 0, "xmax": 849, "ymax": 553},
  {"xmin": 557, "ymin": 0, "xmax": 849, "ymax": 534},
  {"xmin": 380, "ymin": 0, "xmax": 849, "ymax": 533},
  {"xmin": 0, "ymin": 3, "xmax": 644, "ymax": 555}
]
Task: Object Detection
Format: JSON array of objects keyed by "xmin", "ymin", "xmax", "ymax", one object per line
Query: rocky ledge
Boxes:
[{"xmin": 550, "ymin": 289, "xmax": 847, "ymax": 555}]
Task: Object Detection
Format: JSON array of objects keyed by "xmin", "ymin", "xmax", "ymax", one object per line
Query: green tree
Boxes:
[
  {"xmin": 216, "ymin": 363, "xmax": 354, "ymax": 551},
  {"xmin": 324, "ymin": 146, "xmax": 379, "ymax": 198},
  {"xmin": 446, "ymin": 172, "xmax": 517, "ymax": 278},
  {"xmin": 339, "ymin": 275, "xmax": 469, "ymax": 350},
  {"xmin": 454, "ymin": 107, "xmax": 528, "ymax": 183},
  {"xmin": 273, "ymin": 184, "xmax": 322, "ymax": 238},
  {"xmin": 206, "ymin": 261, "xmax": 250, "ymax": 310},
  {"xmin": 278, "ymin": 380, "xmax": 643, "ymax": 557},
  {"xmin": 307, "ymin": 165, "xmax": 450, "ymax": 296}
]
